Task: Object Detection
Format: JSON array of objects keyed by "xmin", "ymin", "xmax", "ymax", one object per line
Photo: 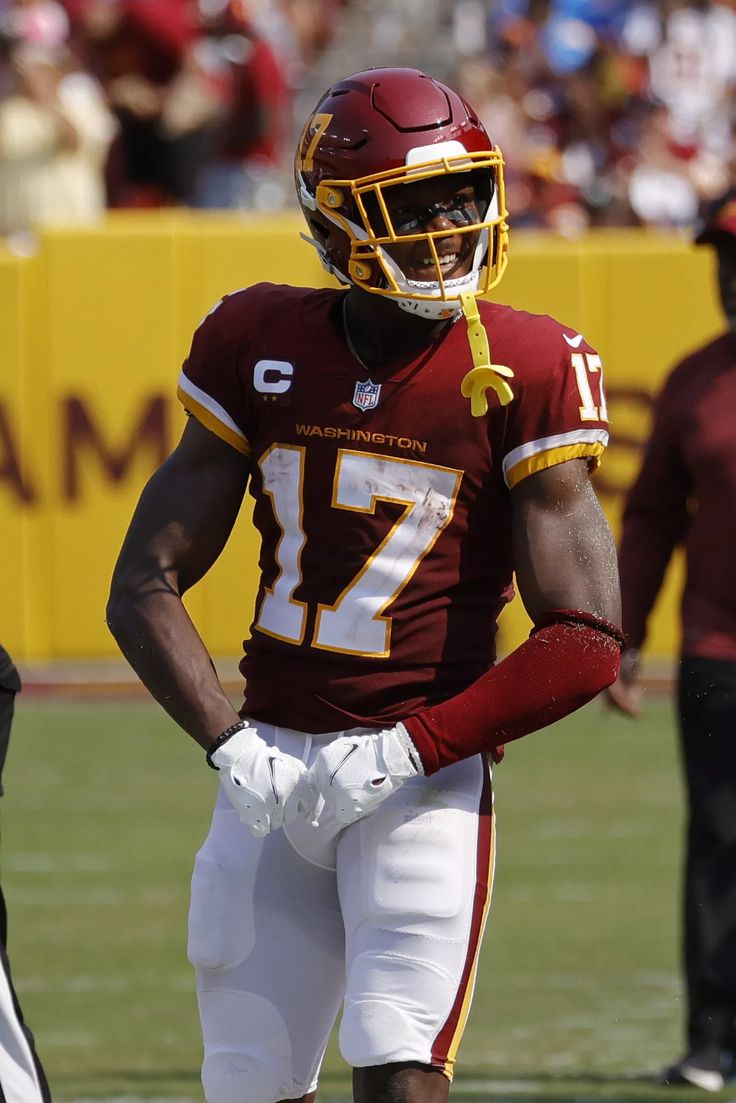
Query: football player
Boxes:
[{"xmin": 108, "ymin": 68, "xmax": 623, "ymax": 1103}]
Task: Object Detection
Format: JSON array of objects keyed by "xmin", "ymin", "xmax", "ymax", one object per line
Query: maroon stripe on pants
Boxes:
[{"xmin": 430, "ymin": 759, "xmax": 493, "ymax": 1070}]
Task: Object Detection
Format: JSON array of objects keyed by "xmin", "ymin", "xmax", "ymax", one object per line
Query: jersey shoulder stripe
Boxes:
[
  {"xmin": 503, "ymin": 428, "xmax": 608, "ymax": 488},
  {"xmin": 177, "ymin": 371, "xmax": 252, "ymax": 456}
]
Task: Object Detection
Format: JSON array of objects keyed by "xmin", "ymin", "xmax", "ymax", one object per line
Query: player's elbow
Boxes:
[
  {"xmin": 105, "ymin": 588, "xmax": 128, "ymax": 645},
  {"xmin": 105, "ymin": 557, "xmax": 173, "ymax": 645},
  {"xmin": 105, "ymin": 575, "xmax": 136, "ymax": 646}
]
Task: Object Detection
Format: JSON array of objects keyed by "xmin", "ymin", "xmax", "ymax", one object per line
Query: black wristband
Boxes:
[{"xmin": 205, "ymin": 721, "xmax": 249, "ymax": 770}]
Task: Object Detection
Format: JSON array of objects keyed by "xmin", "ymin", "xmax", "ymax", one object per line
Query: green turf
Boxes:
[{"xmin": 1, "ymin": 694, "xmax": 699, "ymax": 1101}]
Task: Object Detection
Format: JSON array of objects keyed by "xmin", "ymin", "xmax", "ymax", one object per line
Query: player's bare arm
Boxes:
[
  {"xmin": 107, "ymin": 416, "xmax": 250, "ymax": 747},
  {"xmin": 108, "ymin": 417, "xmax": 316, "ymax": 837},
  {"xmin": 511, "ymin": 456, "xmax": 620, "ymax": 626}
]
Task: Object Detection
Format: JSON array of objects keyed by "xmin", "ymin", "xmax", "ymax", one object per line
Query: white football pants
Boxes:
[{"xmin": 187, "ymin": 722, "xmax": 495, "ymax": 1103}]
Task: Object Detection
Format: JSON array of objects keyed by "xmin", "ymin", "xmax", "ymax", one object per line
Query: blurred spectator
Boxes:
[
  {"xmin": 627, "ymin": 2, "xmax": 736, "ymax": 223},
  {"xmin": 0, "ymin": 38, "xmax": 115, "ymax": 237},
  {"xmin": 189, "ymin": 0, "xmax": 291, "ymax": 210},
  {"xmin": 62, "ymin": 0, "xmax": 220, "ymax": 206},
  {"xmin": 0, "ymin": 0, "xmax": 69, "ymax": 50},
  {"xmin": 281, "ymin": 0, "xmax": 345, "ymax": 71},
  {"xmin": 626, "ymin": 101, "xmax": 729, "ymax": 226},
  {"xmin": 53, "ymin": 0, "xmax": 342, "ymax": 210}
]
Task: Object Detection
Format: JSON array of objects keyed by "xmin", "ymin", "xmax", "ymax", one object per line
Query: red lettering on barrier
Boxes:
[
  {"xmin": 62, "ymin": 395, "xmax": 170, "ymax": 501},
  {"xmin": 0, "ymin": 385, "xmax": 660, "ymax": 507},
  {"xmin": 0, "ymin": 402, "xmax": 36, "ymax": 504}
]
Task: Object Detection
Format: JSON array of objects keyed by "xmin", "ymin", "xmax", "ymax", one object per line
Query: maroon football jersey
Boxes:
[
  {"xmin": 178, "ymin": 283, "xmax": 608, "ymax": 732},
  {"xmin": 620, "ymin": 332, "xmax": 736, "ymax": 661}
]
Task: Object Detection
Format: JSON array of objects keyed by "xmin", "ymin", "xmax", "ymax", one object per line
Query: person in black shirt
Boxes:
[
  {"xmin": 608, "ymin": 191, "xmax": 736, "ymax": 1091},
  {"xmin": 0, "ymin": 645, "xmax": 51, "ymax": 1103}
]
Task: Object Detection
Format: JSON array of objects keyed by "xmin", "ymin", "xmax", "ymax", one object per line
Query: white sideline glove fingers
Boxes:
[
  {"xmin": 210, "ymin": 727, "xmax": 311, "ymax": 837},
  {"xmin": 309, "ymin": 724, "xmax": 423, "ymax": 826}
]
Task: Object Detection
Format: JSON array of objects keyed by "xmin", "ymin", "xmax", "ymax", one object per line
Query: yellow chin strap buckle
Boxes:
[{"xmin": 459, "ymin": 291, "xmax": 514, "ymax": 415}]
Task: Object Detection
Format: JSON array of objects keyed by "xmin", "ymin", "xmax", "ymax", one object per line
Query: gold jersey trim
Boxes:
[
  {"xmin": 505, "ymin": 441, "xmax": 605, "ymax": 489},
  {"xmin": 176, "ymin": 385, "xmax": 252, "ymax": 457}
]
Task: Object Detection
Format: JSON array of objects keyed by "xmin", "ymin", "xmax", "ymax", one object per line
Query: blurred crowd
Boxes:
[
  {"xmin": 0, "ymin": 0, "xmax": 734, "ymax": 238},
  {"xmin": 451, "ymin": 0, "xmax": 736, "ymax": 232},
  {"xmin": 0, "ymin": 0, "xmax": 343, "ymax": 237}
]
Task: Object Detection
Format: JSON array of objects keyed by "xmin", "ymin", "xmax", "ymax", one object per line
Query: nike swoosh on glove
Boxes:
[
  {"xmin": 309, "ymin": 724, "xmax": 423, "ymax": 826},
  {"xmin": 210, "ymin": 726, "xmax": 317, "ymax": 837}
]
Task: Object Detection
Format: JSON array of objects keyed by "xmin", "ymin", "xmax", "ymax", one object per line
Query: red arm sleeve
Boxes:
[
  {"xmin": 403, "ymin": 612, "xmax": 624, "ymax": 775},
  {"xmin": 619, "ymin": 370, "xmax": 690, "ymax": 649}
]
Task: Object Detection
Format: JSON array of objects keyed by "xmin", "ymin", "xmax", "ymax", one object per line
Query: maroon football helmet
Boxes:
[{"xmin": 295, "ymin": 67, "xmax": 509, "ymax": 319}]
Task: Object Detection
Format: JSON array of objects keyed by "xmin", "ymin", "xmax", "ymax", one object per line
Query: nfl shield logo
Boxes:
[{"xmin": 353, "ymin": 379, "xmax": 381, "ymax": 411}]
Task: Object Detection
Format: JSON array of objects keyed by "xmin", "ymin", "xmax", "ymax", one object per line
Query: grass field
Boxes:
[{"xmin": 1, "ymin": 693, "xmax": 703, "ymax": 1102}]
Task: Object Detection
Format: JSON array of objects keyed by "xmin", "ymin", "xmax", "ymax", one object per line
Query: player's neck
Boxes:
[{"xmin": 341, "ymin": 289, "xmax": 453, "ymax": 371}]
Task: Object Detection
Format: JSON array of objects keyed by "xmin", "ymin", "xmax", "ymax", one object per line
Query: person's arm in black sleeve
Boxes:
[{"xmin": 608, "ymin": 369, "xmax": 690, "ymax": 716}]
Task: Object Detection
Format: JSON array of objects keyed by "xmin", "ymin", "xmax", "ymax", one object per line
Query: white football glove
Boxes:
[
  {"xmin": 209, "ymin": 725, "xmax": 317, "ymax": 838},
  {"xmin": 309, "ymin": 723, "xmax": 423, "ymax": 826}
]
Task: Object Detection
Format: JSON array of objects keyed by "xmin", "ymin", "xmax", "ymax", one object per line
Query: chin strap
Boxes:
[{"xmin": 459, "ymin": 291, "xmax": 514, "ymax": 414}]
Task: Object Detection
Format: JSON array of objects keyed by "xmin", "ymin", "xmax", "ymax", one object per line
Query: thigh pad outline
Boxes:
[
  {"xmin": 188, "ymin": 813, "xmax": 260, "ymax": 971},
  {"xmin": 199, "ymin": 990, "xmax": 307, "ymax": 1103}
]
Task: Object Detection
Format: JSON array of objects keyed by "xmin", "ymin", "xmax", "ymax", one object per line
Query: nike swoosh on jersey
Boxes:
[{"xmin": 563, "ymin": 333, "xmax": 584, "ymax": 348}]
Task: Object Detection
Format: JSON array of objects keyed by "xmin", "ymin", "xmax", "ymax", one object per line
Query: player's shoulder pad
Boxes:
[
  {"xmin": 194, "ymin": 282, "xmax": 291, "ymax": 332},
  {"xmin": 479, "ymin": 302, "xmax": 599, "ymax": 386}
]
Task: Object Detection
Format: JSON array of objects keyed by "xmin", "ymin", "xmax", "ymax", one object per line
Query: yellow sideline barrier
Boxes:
[{"xmin": 0, "ymin": 214, "xmax": 724, "ymax": 665}]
